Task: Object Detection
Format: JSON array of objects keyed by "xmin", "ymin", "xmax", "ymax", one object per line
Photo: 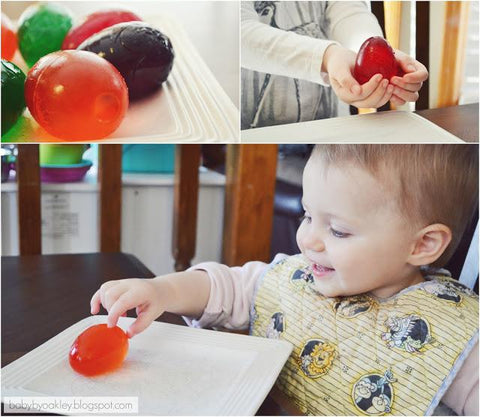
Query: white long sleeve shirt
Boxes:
[{"xmin": 241, "ymin": 1, "xmax": 383, "ymax": 129}]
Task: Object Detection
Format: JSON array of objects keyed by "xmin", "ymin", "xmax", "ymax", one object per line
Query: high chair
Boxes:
[
  {"xmin": 15, "ymin": 144, "xmax": 279, "ymax": 271},
  {"xmin": 15, "ymin": 144, "xmax": 123, "ymax": 255}
]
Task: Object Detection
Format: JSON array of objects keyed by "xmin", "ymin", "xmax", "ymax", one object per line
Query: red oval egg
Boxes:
[
  {"xmin": 1, "ymin": 13, "xmax": 17, "ymax": 60},
  {"xmin": 25, "ymin": 50, "xmax": 128, "ymax": 140},
  {"xmin": 69, "ymin": 324, "xmax": 129, "ymax": 377},
  {"xmin": 62, "ymin": 9, "xmax": 142, "ymax": 50},
  {"xmin": 353, "ymin": 36, "xmax": 398, "ymax": 85}
]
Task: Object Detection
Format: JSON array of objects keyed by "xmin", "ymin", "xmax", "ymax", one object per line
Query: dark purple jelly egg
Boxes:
[{"xmin": 77, "ymin": 22, "xmax": 174, "ymax": 100}]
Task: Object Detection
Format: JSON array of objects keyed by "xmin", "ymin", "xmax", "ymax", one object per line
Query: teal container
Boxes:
[{"xmin": 122, "ymin": 145, "xmax": 176, "ymax": 173}]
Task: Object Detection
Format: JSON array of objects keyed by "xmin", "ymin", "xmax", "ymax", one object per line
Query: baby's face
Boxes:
[{"xmin": 296, "ymin": 157, "xmax": 423, "ymax": 298}]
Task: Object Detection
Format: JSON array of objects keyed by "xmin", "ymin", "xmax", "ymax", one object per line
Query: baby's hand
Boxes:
[
  {"xmin": 390, "ymin": 49, "xmax": 428, "ymax": 106},
  {"xmin": 90, "ymin": 278, "xmax": 166, "ymax": 338},
  {"xmin": 323, "ymin": 44, "xmax": 394, "ymax": 109}
]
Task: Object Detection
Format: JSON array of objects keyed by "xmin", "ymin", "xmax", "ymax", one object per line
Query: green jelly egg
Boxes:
[
  {"xmin": 18, "ymin": 3, "xmax": 73, "ymax": 67},
  {"xmin": 1, "ymin": 59, "xmax": 26, "ymax": 135}
]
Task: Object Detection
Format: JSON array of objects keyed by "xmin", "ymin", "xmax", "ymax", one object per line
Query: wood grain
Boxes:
[
  {"xmin": 98, "ymin": 145, "xmax": 122, "ymax": 252},
  {"xmin": 172, "ymin": 144, "xmax": 201, "ymax": 271},
  {"xmin": 416, "ymin": 103, "xmax": 478, "ymax": 142},
  {"xmin": 16, "ymin": 144, "xmax": 41, "ymax": 255},
  {"xmin": 437, "ymin": 1, "xmax": 470, "ymax": 107},
  {"xmin": 222, "ymin": 145, "xmax": 278, "ymax": 266},
  {"xmin": 384, "ymin": 1, "xmax": 402, "ymax": 50}
]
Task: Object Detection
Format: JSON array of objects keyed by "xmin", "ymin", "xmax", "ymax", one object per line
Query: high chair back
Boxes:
[
  {"xmin": 222, "ymin": 144, "xmax": 278, "ymax": 266},
  {"xmin": 174, "ymin": 144, "xmax": 278, "ymax": 270},
  {"xmin": 16, "ymin": 145, "xmax": 42, "ymax": 255},
  {"xmin": 16, "ymin": 144, "xmax": 123, "ymax": 255},
  {"xmin": 15, "ymin": 144, "xmax": 279, "ymax": 271}
]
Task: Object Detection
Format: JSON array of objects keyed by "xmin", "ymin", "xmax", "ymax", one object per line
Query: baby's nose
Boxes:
[{"xmin": 304, "ymin": 232, "xmax": 325, "ymax": 253}]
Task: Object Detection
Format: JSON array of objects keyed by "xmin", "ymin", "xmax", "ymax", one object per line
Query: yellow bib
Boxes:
[{"xmin": 250, "ymin": 255, "xmax": 478, "ymax": 416}]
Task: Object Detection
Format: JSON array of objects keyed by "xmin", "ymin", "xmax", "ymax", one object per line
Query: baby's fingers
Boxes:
[
  {"xmin": 401, "ymin": 64, "xmax": 428, "ymax": 84},
  {"xmin": 356, "ymin": 74, "xmax": 383, "ymax": 99},
  {"xmin": 90, "ymin": 289, "xmax": 101, "ymax": 315},
  {"xmin": 374, "ymin": 83, "xmax": 394, "ymax": 108},
  {"xmin": 353, "ymin": 79, "xmax": 389, "ymax": 107},
  {"xmin": 107, "ymin": 292, "xmax": 142, "ymax": 328},
  {"xmin": 392, "ymin": 86, "xmax": 419, "ymax": 103},
  {"xmin": 127, "ymin": 309, "xmax": 159, "ymax": 338},
  {"xmin": 390, "ymin": 95, "xmax": 406, "ymax": 106},
  {"xmin": 390, "ymin": 76, "xmax": 422, "ymax": 93},
  {"xmin": 101, "ymin": 283, "xmax": 129, "ymax": 313},
  {"xmin": 91, "ymin": 281, "xmax": 118, "ymax": 314}
]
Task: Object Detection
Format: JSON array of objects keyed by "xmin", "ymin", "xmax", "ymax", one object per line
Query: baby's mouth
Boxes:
[{"xmin": 312, "ymin": 263, "xmax": 335, "ymax": 278}]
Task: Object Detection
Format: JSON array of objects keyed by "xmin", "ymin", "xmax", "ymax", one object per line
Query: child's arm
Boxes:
[
  {"xmin": 90, "ymin": 256, "xmax": 281, "ymax": 337},
  {"xmin": 182, "ymin": 258, "xmax": 276, "ymax": 330},
  {"xmin": 90, "ymin": 270, "xmax": 211, "ymax": 337},
  {"xmin": 242, "ymin": 1, "xmax": 383, "ymax": 86},
  {"xmin": 441, "ymin": 342, "xmax": 478, "ymax": 415},
  {"xmin": 241, "ymin": 1, "xmax": 338, "ymax": 85}
]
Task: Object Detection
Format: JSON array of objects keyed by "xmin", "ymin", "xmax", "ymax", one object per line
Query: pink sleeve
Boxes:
[
  {"xmin": 440, "ymin": 342, "xmax": 478, "ymax": 415},
  {"xmin": 183, "ymin": 254, "xmax": 288, "ymax": 330}
]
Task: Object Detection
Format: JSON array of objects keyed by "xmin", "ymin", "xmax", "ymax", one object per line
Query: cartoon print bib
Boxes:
[{"xmin": 250, "ymin": 255, "xmax": 479, "ymax": 416}]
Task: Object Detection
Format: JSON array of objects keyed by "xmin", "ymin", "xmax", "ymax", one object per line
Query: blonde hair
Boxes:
[{"xmin": 312, "ymin": 144, "xmax": 478, "ymax": 267}]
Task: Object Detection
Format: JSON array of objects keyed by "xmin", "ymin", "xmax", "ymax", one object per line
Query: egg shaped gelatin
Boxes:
[
  {"xmin": 1, "ymin": 13, "xmax": 17, "ymax": 61},
  {"xmin": 25, "ymin": 50, "xmax": 128, "ymax": 140},
  {"xmin": 78, "ymin": 22, "xmax": 174, "ymax": 100},
  {"xmin": 69, "ymin": 324, "xmax": 129, "ymax": 377},
  {"xmin": 62, "ymin": 9, "xmax": 142, "ymax": 50},
  {"xmin": 17, "ymin": 3, "xmax": 72, "ymax": 67},
  {"xmin": 1, "ymin": 60, "xmax": 26, "ymax": 134}
]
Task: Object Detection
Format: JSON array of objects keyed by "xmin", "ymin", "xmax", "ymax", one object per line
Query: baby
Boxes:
[{"xmin": 91, "ymin": 144, "xmax": 478, "ymax": 416}]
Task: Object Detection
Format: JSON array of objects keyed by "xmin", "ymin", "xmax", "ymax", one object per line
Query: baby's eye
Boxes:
[
  {"xmin": 330, "ymin": 227, "xmax": 350, "ymax": 238},
  {"xmin": 300, "ymin": 213, "xmax": 312, "ymax": 224}
]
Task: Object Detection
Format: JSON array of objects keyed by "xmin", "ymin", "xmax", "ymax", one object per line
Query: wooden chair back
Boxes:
[
  {"xmin": 15, "ymin": 144, "xmax": 279, "ymax": 271},
  {"xmin": 173, "ymin": 144, "xmax": 278, "ymax": 269},
  {"xmin": 16, "ymin": 144, "xmax": 123, "ymax": 255}
]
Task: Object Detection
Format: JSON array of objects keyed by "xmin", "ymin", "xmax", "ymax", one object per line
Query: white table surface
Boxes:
[{"xmin": 241, "ymin": 111, "xmax": 465, "ymax": 143}]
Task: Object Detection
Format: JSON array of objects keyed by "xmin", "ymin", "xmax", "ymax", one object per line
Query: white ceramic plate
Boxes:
[
  {"xmin": 2, "ymin": 316, "xmax": 292, "ymax": 415},
  {"xmin": 241, "ymin": 110, "xmax": 465, "ymax": 143},
  {"xmin": 3, "ymin": 14, "xmax": 239, "ymax": 143}
]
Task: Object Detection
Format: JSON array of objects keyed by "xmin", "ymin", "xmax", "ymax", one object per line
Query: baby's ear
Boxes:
[{"xmin": 407, "ymin": 224, "xmax": 452, "ymax": 266}]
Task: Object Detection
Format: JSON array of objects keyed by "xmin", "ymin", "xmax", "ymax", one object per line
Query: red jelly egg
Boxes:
[
  {"xmin": 69, "ymin": 324, "xmax": 129, "ymax": 377},
  {"xmin": 353, "ymin": 36, "xmax": 400, "ymax": 85},
  {"xmin": 25, "ymin": 50, "xmax": 128, "ymax": 140},
  {"xmin": 62, "ymin": 9, "xmax": 142, "ymax": 50},
  {"xmin": 1, "ymin": 13, "xmax": 17, "ymax": 61}
]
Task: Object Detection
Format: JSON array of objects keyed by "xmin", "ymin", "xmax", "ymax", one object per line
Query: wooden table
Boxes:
[
  {"xmin": 415, "ymin": 103, "xmax": 478, "ymax": 142},
  {"xmin": 1, "ymin": 252, "xmax": 300, "ymax": 416}
]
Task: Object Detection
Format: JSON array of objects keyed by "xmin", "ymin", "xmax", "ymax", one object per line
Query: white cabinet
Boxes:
[{"xmin": 1, "ymin": 169, "xmax": 225, "ymax": 276}]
